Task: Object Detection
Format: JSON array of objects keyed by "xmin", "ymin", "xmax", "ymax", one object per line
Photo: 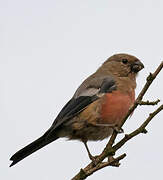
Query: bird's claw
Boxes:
[
  {"xmin": 89, "ymin": 155, "xmax": 98, "ymax": 166},
  {"xmin": 114, "ymin": 126, "xmax": 124, "ymax": 134}
]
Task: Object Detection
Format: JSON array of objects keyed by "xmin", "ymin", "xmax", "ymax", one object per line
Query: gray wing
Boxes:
[{"xmin": 48, "ymin": 75, "xmax": 117, "ymax": 134}]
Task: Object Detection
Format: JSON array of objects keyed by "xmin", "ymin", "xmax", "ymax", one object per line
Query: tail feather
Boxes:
[{"xmin": 10, "ymin": 133, "xmax": 58, "ymax": 167}]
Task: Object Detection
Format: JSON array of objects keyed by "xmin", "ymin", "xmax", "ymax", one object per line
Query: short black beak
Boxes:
[{"xmin": 131, "ymin": 60, "xmax": 144, "ymax": 73}]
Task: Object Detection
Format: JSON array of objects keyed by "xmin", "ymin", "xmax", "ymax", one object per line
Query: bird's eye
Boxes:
[{"xmin": 122, "ymin": 59, "xmax": 128, "ymax": 64}]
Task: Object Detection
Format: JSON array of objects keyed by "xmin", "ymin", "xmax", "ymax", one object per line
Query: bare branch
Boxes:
[
  {"xmin": 138, "ymin": 99, "xmax": 160, "ymax": 105},
  {"xmin": 72, "ymin": 154, "xmax": 126, "ymax": 180},
  {"xmin": 71, "ymin": 61, "xmax": 163, "ymax": 180},
  {"xmin": 113, "ymin": 104, "xmax": 163, "ymax": 152},
  {"xmin": 98, "ymin": 61, "xmax": 163, "ymax": 162}
]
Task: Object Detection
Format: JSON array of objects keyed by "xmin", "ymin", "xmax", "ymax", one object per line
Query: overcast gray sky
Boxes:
[{"xmin": 1, "ymin": 0, "xmax": 163, "ymax": 179}]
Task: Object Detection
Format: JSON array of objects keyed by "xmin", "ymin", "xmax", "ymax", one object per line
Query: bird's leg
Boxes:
[
  {"xmin": 83, "ymin": 141, "xmax": 97, "ymax": 165},
  {"xmin": 83, "ymin": 141, "xmax": 94, "ymax": 160}
]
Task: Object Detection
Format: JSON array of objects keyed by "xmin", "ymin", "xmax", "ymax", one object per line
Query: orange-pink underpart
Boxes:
[{"xmin": 101, "ymin": 90, "xmax": 135, "ymax": 125}]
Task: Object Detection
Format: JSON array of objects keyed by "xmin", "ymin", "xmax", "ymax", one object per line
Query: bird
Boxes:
[{"xmin": 10, "ymin": 53, "xmax": 144, "ymax": 167}]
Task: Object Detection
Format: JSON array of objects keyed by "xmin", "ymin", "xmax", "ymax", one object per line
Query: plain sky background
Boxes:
[{"xmin": 1, "ymin": 0, "xmax": 163, "ymax": 179}]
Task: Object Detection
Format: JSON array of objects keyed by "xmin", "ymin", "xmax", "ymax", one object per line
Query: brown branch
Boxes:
[
  {"xmin": 71, "ymin": 61, "xmax": 163, "ymax": 180},
  {"xmin": 72, "ymin": 154, "xmax": 126, "ymax": 180},
  {"xmin": 97, "ymin": 61, "xmax": 163, "ymax": 162},
  {"xmin": 138, "ymin": 99, "xmax": 160, "ymax": 105},
  {"xmin": 120, "ymin": 61, "xmax": 163, "ymax": 128},
  {"xmin": 113, "ymin": 104, "xmax": 163, "ymax": 152},
  {"xmin": 72, "ymin": 105, "xmax": 163, "ymax": 180}
]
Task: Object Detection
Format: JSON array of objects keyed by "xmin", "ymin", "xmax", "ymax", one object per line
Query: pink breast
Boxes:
[{"xmin": 101, "ymin": 90, "xmax": 135, "ymax": 125}]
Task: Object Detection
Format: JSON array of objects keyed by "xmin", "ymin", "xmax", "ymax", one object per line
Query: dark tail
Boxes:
[{"xmin": 10, "ymin": 132, "xmax": 59, "ymax": 167}]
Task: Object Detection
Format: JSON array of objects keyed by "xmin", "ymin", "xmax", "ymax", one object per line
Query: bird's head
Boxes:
[{"xmin": 99, "ymin": 53, "xmax": 144, "ymax": 78}]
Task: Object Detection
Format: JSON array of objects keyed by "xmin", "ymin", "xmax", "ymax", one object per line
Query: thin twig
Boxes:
[
  {"xmin": 72, "ymin": 105, "xmax": 163, "ymax": 180},
  {"xmin": 85, "ymin": 154, "xmax": 126, "ymax": 176},
  {"xmin": 72, "ymin": 154, "xmax": 126, "ymax": 180},
  {"xmin": 71, "ymin": 62, "xmax": 163, "ymax": 180},
  {"xmin": 138, "ymin": 99, "xmax": 160, "ymax": 105},
  {"xmin": 98, "ymin": 61, "xmax": 163, "ymax": 162},
  {"xmin": 113, "ymin": 104, "xmax": 163, "ymax": 152}
]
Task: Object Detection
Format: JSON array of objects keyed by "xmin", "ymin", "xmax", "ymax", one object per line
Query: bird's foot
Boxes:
[
  {"xmin": 94, "ymin": 123, "xmax": 124, "ymax": 134},
  {"xmin": 88, "ymin": 154, "xmax": 98, "ymax": 166},
  {"xmin": 113, "ymin": 125, "xmax": 124, "ymax": 134}
]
